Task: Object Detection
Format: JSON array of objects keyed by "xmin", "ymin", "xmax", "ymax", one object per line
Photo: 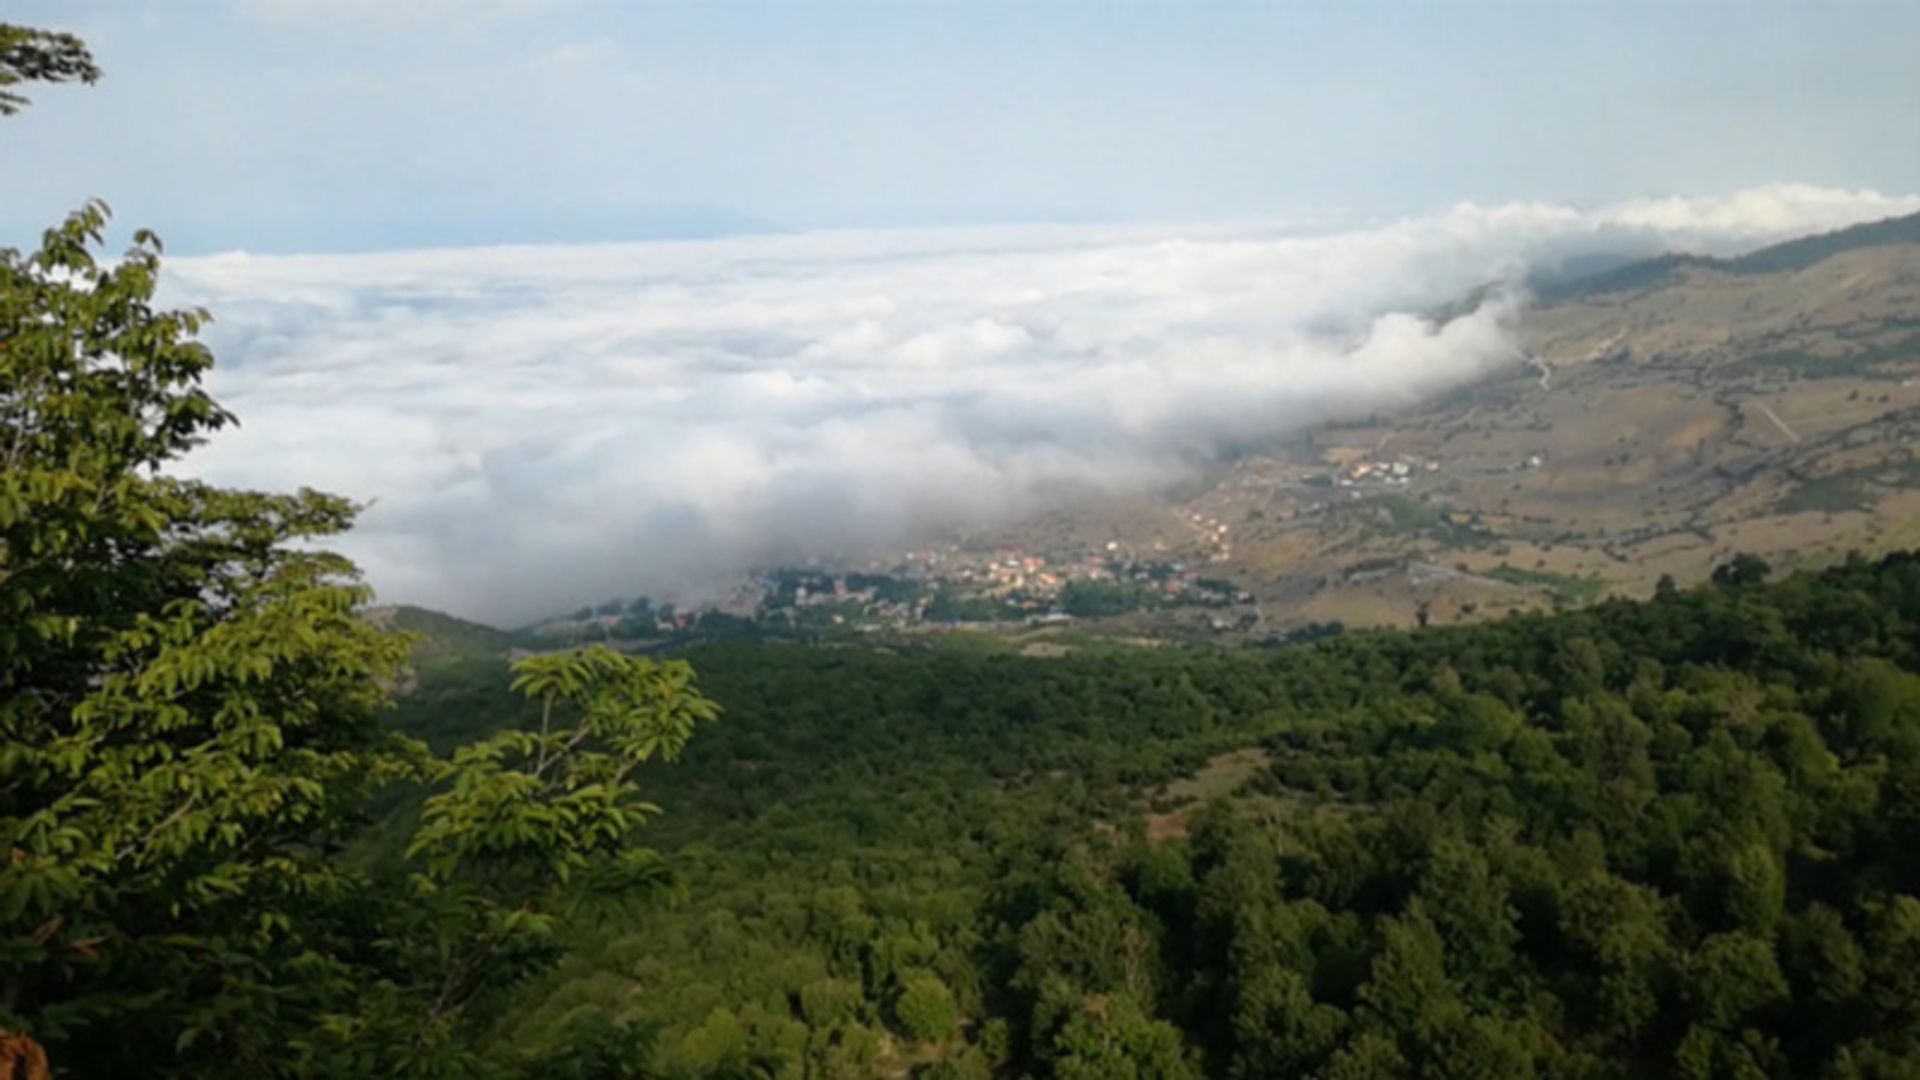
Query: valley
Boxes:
[
  {"xmin": 524, "ymin": 211, "xmax": 1920, "ymax": 649},
  {"xmin": 893, "ymin": 213, "xmax": 1920, "ymax": 637}
]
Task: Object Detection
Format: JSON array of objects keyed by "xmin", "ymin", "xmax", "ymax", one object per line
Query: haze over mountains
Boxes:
[
  {"xmin": 164, "ymin": 184, "xmax": 1920, "ymax": 624},
  {"xmin": 1029, "ymin": 204, "xmax": 1920, "ymax": 633}
]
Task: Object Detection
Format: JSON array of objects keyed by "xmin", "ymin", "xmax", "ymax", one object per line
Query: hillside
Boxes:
[
  {"xmin": 1538, "ymin": 209, "xmax": 1920, "ymax": 301},
  {"xmin": 390, "ymin": 552, "xmax": 1920, "ymax": 1077},
  {"xmin": 955, "ymin": 211, "xmax": 1920, "ymax": 637},
  {"xmin": 370, "ymin": 604, "xmax": 517, "ymax": 658}
]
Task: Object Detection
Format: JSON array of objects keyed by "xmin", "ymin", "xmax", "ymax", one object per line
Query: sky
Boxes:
[
  {"xmin": 3, "ymin": 1, "xmax": 1919, "ymax": 252},
  {"xmin": 6, "ymin": 2, "xmax": 1920, "ymax": 623}
]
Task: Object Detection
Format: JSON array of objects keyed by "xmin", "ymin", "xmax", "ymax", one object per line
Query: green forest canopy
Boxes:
[{"xmin": 400, "ymin": 551, "xmax": 1920, "ymax": 1079}]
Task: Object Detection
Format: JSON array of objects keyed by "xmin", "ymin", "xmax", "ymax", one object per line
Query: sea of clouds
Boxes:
[{"xmin": 162, "ymin": 183, "xmax": 1920, "ymax": 623}]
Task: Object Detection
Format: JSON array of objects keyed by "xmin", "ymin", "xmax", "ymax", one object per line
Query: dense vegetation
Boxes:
[
  {"xmin": 388, "ymin": 552, "xmax": 1920, "ymax": 1078},
  {"xmin": 1, "ymin": 38, "xmax": 719, "ymax": 1073}
]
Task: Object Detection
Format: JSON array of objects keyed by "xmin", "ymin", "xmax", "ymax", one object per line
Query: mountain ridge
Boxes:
[{"xmin": 1537, "ymin": 208, "xmax": 1920, "ymax": 302}]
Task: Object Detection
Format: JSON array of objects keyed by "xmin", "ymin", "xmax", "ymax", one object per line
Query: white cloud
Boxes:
[
  {"xmin": 160, "ymin": 184, "xmax": 1920, "ymax": 622},
  {"xmin": 1602, "ymin": 183, "xmax": 1920, "ymax": 246}
]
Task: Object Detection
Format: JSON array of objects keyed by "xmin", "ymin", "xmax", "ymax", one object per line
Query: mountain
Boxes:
[
  {"xmin": 368, "ymin": 603, "xmax": 515, "ymax": 661},
  {"xmin": 364, "ymin": 604, "xmax": 521, "ymax": 711},
  {"xmin": 1539, "ymin": 209, "xmax": 1920, "ymax": 302},
  {"xmin": 952, "ymin": 211, "xmax": 1920, "ymax": 636}
]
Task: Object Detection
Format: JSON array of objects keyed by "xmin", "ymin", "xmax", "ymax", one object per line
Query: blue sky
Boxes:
[{"xmin": 5, "ymin": 0, "xmax": 1918, "ymax": 253}]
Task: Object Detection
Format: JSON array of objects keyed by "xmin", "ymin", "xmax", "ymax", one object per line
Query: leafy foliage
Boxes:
[
  {"xmin": 0, "ymin": 22, "xmax": 99, "ymax": 116},
  {"xmin": 399, "ymin": 648, "xmax": 716, "ymax": 1035},
  {"xmin": 0, "ymin": 203, "xmax": 716, "ymax": 1075},
  {"xmin": 1, "ymin": 201, "xmax": 418, "ymax": 1072}
]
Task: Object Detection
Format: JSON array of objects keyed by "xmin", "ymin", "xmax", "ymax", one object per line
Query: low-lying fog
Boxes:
[{"xmin": 165, "ymin": 183, "xmax": 1920, "ymax": 623}]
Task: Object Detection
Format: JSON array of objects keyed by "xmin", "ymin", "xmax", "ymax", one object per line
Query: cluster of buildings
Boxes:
[
  {"xmin": 1183, "ymin": 512, "xmax": 1234, "ymax": 562},
  {"xmin": 937, "ymin": 550, "xmax": 1068, "ymax": 595},
  {"xmin": 756, "ymin": 542, "xmax": 1252, "ymax": 627},
  {"xmin": 537, "ymin": 534, "xmax": 1256, "ymax": 640},
  {"xmin": 1337, "ymin": 456, "xmax": 1440, "ymax": 488},
  {"xmin": 780, "ymin": 576, "xmax": 922, "ymax": 627}
]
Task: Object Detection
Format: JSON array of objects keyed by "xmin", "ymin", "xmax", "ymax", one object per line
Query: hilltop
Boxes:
[
  {"xmin": 368, "ymin": 604, "xmax": 516, "ymax": 656},
  {"xmin": 1538, "ymin": 209, "xmax": 1920, "ymax": 301}
]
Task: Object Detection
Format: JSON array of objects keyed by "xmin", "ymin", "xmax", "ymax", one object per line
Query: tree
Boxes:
[
  {"xmin": 0, "ymin": 37, "xmax": 717, "ymax": 1070},
  {"xmin": 1711, "ymin": 554, "xmax": 1772, "ymax": 588},
  {"xmin": 4, "ymin": 24, "xmax": 428, "ymax": 1073},
  {"xmin": 798, "ymin": 977, "xmax": 862, "ymax": 1027},
  {"xmin": 1358, "ymin": 906, "xmax": 1454, "ymax": 1040},
  {"xmin": 1559, "ymin": 872, "xmax": 1670, "ymax": 1041},
  {"xmin": 388, "ymin": 646, "xmax": 717, "ymax": 1055},
  {"xmin": 1321, "ymin": 1033, "xmax": 1411, "ymax": 1080},
  {"xmin": 0, "ymin": 22, "xmax": 100, "ymax": 115},
  {"xmin": 1418, "ymin": 838, "xmax": 1519, "ymax": 995},
  {"xmin": 1784, "ymin": 903, "xmax": 1864, "ymax": 1007},
  {"xmin": 1045, "ymin": 992, "xmax": 1197, "ymax": 1080},
  {"xmin": 893, "ymin": 971, "xmax": 959, "ymax": 1042},
  {"xmin": 1686, "ymin": 932, "xmax": 1788, "ymax": 1030},
  {"xmin": 1863, "ymin": 895, "xmax": 1920, "ymax": 1033},
  {"xmin": 1720, "ymin": 841, "xmax": 1785, "ymax": 934},
  {"xmin": 1230, "ymin": 967, "xmax": 1346, "ymax": 1077},
  {"xmin": 0, "ymin": 197, "xmax": 437, "ymax": 1074}
]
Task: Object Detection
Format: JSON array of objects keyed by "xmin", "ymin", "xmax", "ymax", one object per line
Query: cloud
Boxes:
[
  {"xmin": 159, "ymin": 184, "xmax": 1920, "ymax": 623},
  {"xmin": 1596, "ymin": 183, "xmax": 1920, "ymax": 248}
]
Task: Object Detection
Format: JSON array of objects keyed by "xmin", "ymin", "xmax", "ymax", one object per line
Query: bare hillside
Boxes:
[{"xmin": 956, "ymin": 214, "xmax": 1920, "ymax": 634}]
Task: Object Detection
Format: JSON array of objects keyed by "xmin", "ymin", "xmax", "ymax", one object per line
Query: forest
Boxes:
[{"xmin": 388, "ymin": 552, "xmax": 1920, "ymax": 1079}]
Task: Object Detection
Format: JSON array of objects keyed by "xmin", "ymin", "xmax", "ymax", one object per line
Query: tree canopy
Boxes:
[
  {"xmin": 0, "ymin": 22, "xmax": 99, "ymax": 116},
  {"xmin": 359, "ymin": 548, "xmax": 1920, "ymax": 1077},
  {"xmin": 0, "ymin": 32, "xmax": 717, "ymax": 1072}
]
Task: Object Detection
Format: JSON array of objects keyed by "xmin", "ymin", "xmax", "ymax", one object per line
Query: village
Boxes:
[
  {"xmin": 528, "ymin": 431, "xmax": 1579, "ymax": 646},
  {"xmin": 534, "ymin": 539, "xmax": 1256, "ymax": 642}
]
